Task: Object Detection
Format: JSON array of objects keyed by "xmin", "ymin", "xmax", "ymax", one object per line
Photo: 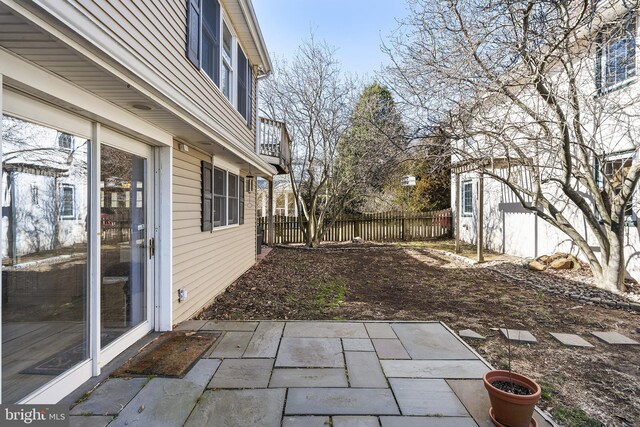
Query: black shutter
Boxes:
[
  {"xmin": 239, "ymin": 177, "xmax": 245, "ymax": 225},
  {"xmin": 247, "ymin": 64, "xmax": 253, "ymax": 128},
  {"xmin": 186, "ymin": 0, "xmax": 201, "ymax": 68},
  {"xmin": 201, "ymin": 161, "xmax": 213, "ymax": 231},
  {"xmin": 237, "ymin": 45, "xmax": 248, "ymax": 120}
]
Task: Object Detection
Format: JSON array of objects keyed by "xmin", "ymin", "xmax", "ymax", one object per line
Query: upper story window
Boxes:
[
  {"xmin": 186, "ymin": 0, "xmax": 253, "ymax": 125},
  {"xmin": 58, "ymin": 132, "xmax": 74, "ymax": 150},
  {"xmin": 597, "ymin": 14, "xmax": 636, "ymax": 92},
  {"xmin": 461, "ymin": 180, "xmax": 473, "ymax": 217}
]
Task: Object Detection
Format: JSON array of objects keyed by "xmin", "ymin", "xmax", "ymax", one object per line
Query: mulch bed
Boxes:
[
  {"xmin": 199, "ymin": 244, "xmax": 640, "ymax": 427},
  {"xmin": 112, "ymin": 331, "xmax": 220, "ymax": 378}
]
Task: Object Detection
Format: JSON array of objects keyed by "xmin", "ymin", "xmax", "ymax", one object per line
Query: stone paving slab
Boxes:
[
  {"xmin": 70, "ymin": 378, "xmax": 147, "ymax": 416},
  {"xmin": 285, "ymin": 388, "xmax": 400, "ymax": 415},
  {"xmin": 184, "ymin": 388, "xmax": 286, "ymax": 427},
  {"xmin": 184, "ymin": 358, "xmax": 222, "ymax": 387},
  {"xmin": 282, "ymin": 416, "xmax": 331, "ymax": 427},
  {"xmin": 549, "ymin": 333, "xmax": 594, "ymax": 348},
  {"xmin": 372, "ymin": 339, "xmax": 411, "ymax": 359},
  {"xmin": 284, "ymin": 322, "xmax": 368, "ymax": 338},
  {"xmin": 365, "ymin": 323, "xmax": 397, "ymax": 339},
  {"xmin": 174, "ymin": 320, "xmax": 207, "ymax": 331},
  {"xmin": 208, "ymin": 358, "xmax": 274, "ymax": 389},
  {"xmin": 201, "ymin": 320, "xmax": 259, "ymax": 332},
  {"xmin": 381, "ymin": 360, "xmax": 488, "ymax": 379},
  {"xmin": 458, "ymin": 329, "xmax": 485, "ymax": 340},
  {"xmin": 591, "ymin": 331, "xmax": 640, "ymax": 345},
  {"xmin": 392, "ymin": 323, "xmax": 477, "ymax": 359},
  {"xmin": 389, "ymin": 378, "xmax": 469, "ymax": 416},
  {"xmin": 207, "ymin": 331, "xmax": 253, "ymax": 358},
  {"xmin": 269, "ymin": 368, "xmax": 348, "ymax": 388},
  {"xmin": 447, "ymin": 379, "xmax": 553, "ymax": 427},
  {"xmin": 69, "ymin": 416, "xmax": 114, "ymax": 427},
  {"xmin": 343, "ymin": 338, "xmax": 374, "ymax": 351},
  {"xmin": 500, "ymin": 328, "xmax": 537, "ymax": 344},
  {"xmin": 243, "ymin": 321, "xmax": 285, "ymax": 358},
  {"xmin": 108, "ymin": 378, "xmax": 203, "ymax": 427},
  {"xmin": 333, "ymin": 415, "xmax": 380, "ymax": 426},
  {"xmin": 345, "ymin": 351, "xmax": 387, "ymax": 388},
  {"xmin": 380, "ymin": 416, "xmax": 478, "ymax": 427},
  {"xmin": 275, "ymin": 337, "xmax": 344, "ymax": 367}
]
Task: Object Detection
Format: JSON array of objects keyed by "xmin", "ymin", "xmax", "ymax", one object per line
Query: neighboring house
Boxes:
[
  {"xmin": 0, "ymin": 0, "xmax": 288, "ymax": 404},
  {"xmin": 451, "ymin": 5, "xmax": 640, "ymax": 280},
  {"xmin": 257, "ymin": 177, "xmax": 298, "ymax": 218}
]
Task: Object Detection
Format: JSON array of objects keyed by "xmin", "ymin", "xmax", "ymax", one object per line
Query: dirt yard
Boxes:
[{"xmin": 199, "ymin": 243, "xmax": 640, "ymax": 427}]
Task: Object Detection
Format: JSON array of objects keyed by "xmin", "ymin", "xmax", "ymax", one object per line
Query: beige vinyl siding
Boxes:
[
  {"xmin": 65, "ymin": 0, "xmax": 257, "ymax": 150},
  {"xmin": 172, "ymin": 141, "xmax": 256, "ymax": 324}
]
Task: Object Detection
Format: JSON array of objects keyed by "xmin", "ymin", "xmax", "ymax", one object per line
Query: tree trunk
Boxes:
[{"xmin": 596, "ymin": 232, "xmax": 626, "ymax": 293}]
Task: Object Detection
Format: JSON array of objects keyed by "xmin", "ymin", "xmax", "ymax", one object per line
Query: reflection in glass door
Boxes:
[
  {"xmin": 1, "ymin": 115, "xmax": 90, "ymax": 402},
  {"xmin": 100, "ymin": 145, "xmax": 148, "ymax": 348}
]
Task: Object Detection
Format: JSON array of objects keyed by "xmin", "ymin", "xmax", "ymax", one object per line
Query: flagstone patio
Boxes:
[{"xmin": 69, "ymin": 321, "xmax": 555, "ymax": 427}]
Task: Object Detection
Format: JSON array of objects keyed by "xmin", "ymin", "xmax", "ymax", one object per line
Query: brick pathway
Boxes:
[{"xmin": 70, "ymin": 321, "xmax": 555, "ymax": 427}]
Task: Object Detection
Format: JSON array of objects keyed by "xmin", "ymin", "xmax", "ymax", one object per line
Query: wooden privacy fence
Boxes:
[{"xmin": 258, "ymin": 209, "xmax": 452, "ymax": 244}]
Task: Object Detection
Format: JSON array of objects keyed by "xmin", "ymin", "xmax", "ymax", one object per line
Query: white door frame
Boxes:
[{"xmin": 98, "ymin": 128, "xmax": 156, "ymax": 367}]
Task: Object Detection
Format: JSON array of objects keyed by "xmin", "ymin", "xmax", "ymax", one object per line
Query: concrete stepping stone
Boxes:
[
  {"xmin": 184, "ymin": 388, "xmax": 286, "ymax": 427},
  {"xmin": 372, "ymin": 339, "xmax": 411, "ymax": 360},
  {"xmin": 389, "ymin": 378, "xmax": 469, "ymax": 416},
  {"xmin": 207, "ymin": 331, "xmax": 253, "ymax": 358},
  {"xmin": 70, "ymin": 378, "xmax": 147, "ymax": 416},
  {"xmin": 109, "ymin": 378, "xmax": 203, "ymax": 427},
  {"xmin": 333, "ymin": 415, "xmax": 380, "ymax": 426},
  {"xmin": 269, "ymin": 368, "xmax": 348, "ymax": 388},
  {"xmin": 500, "ymin": 328, "xmax": 537, "ymax": 344},
  {"xmin": 346, "ymin": 352, "xmax": 387, "ymax": 388},
  {"xmin": 70, "ymin": 416, "xmax": 113, "ymax": 427},
  {"xmin": 208, "ymin": 358, "xmax": 274, "ymax": 388},
  {"xmin": 381, "ymin": 360, "xmax": 487, "ymax": 379},
  {"xmin": 458, "ymin": 329, "xmax": 485, "ymax": 340},
  {"xmin": 392, "ymin": 323, "xmax": 477, "ymax": 360},
  {"xmin": 549, "ymin": 333, "xmax": 594, "ymax": 348},
  {"xmin": 282, "ymin": 416, "xmax": 330, "ymax": 427},
  {"xmin": 365, "ymin": 323, "xmax": 397, "ymax": 339},
  {"xmin": 380, "ymin": 416, "xmax": 478, "ymax": 427},
  {"xmin": 284, "ymin": 322, "xmax": 368, "ymax": 338},
  {"xmin": 201, "ymin": 320, "xmax": 258, "ymax": 332},
  {"xmin": 243, "ymin": 321, "xmax": 285, "ymax": 358},
  {"xmin": 174, "ymin": 320, "xmax": 207, "ymax": 331},
  {"xmin": 275, "ymin": 337, "xmax": 344, "ymax": 368},
  {"xmin": 285, "ymin": 388, "xmax": 400, "ymax": 415},
  {"xmin": 591, "ymin": 331, "xmax": 639, "ymax": 345},
  {"xmin": 343, "ymin": 338, "xmax": 374, "ymax": 351}
]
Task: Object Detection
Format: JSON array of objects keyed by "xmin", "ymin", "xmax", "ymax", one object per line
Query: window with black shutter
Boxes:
[
  {"xmin": 201, "ymin": 161, "xmax": 213, "ymax": 231},
  {"xmin": 186, "ymin": 0, "xmax": 201, "ymax": 68},
  {"xmin": 202, "ymin": 0, "xmax": 221, "ymax": 84},
  {"xmin": 247, "ymin": 64, "xmax": 253, "ymax": 128},
  {"xmin": 237, "ymin": 45, "xmax": 248, "ymax": 120}
]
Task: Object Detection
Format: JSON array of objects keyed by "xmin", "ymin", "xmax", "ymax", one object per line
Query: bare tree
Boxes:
[
  {"xmin": 261, "ymin": 36, "xmax": 405, "ymax": 246},
  {"xmin": 385, "ymin": 0, "xmax": 640, "ymax": 293}
]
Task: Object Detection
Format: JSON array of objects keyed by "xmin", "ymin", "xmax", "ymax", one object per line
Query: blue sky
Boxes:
[{"xmin": 252, "ymin": 0, "xmax": 409, "ymax": 77}]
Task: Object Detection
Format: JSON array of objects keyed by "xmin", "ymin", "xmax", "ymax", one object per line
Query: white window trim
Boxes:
[
  {"xmin": 461, "ymin": 180, "xmax": 473, "ymax": 217},
  {"xmin": 598, "ymin": 14, "xmax": 637, "ymax": 93},
  {"xmin": 220, "ymin": 10, "xmax": 237, "ymax": 107},
  {"xmin": 60, "ymin": 183, "xmax": 76, "ymax": 219},
  {"xmin": 212, "ymin": 165, "xmax": 241, "ymax": 230}
]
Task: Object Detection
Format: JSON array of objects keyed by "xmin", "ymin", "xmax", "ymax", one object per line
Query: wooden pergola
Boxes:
[{"xmin": 451, "ymin": 157, "xmax": 521, "ymax": 262}]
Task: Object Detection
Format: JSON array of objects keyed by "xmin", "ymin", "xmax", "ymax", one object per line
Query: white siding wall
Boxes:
[{"xmin": 172, "ymin": 141, "xmax": 256, "ymax": 323}]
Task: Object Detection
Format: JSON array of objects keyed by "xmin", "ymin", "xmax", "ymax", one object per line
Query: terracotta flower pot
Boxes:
[{"xmin": 483, "ymin": 370, "xmax": 541, "ymax": 427}]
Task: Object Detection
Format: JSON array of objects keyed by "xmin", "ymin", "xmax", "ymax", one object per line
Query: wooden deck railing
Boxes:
[
  {"xmin": 258, "ymin": 209, "xmax": 452, "ymax": 244},
  {"xmin": 258, "ymin": 117, "xmax": 291, "ymax": 173}
]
